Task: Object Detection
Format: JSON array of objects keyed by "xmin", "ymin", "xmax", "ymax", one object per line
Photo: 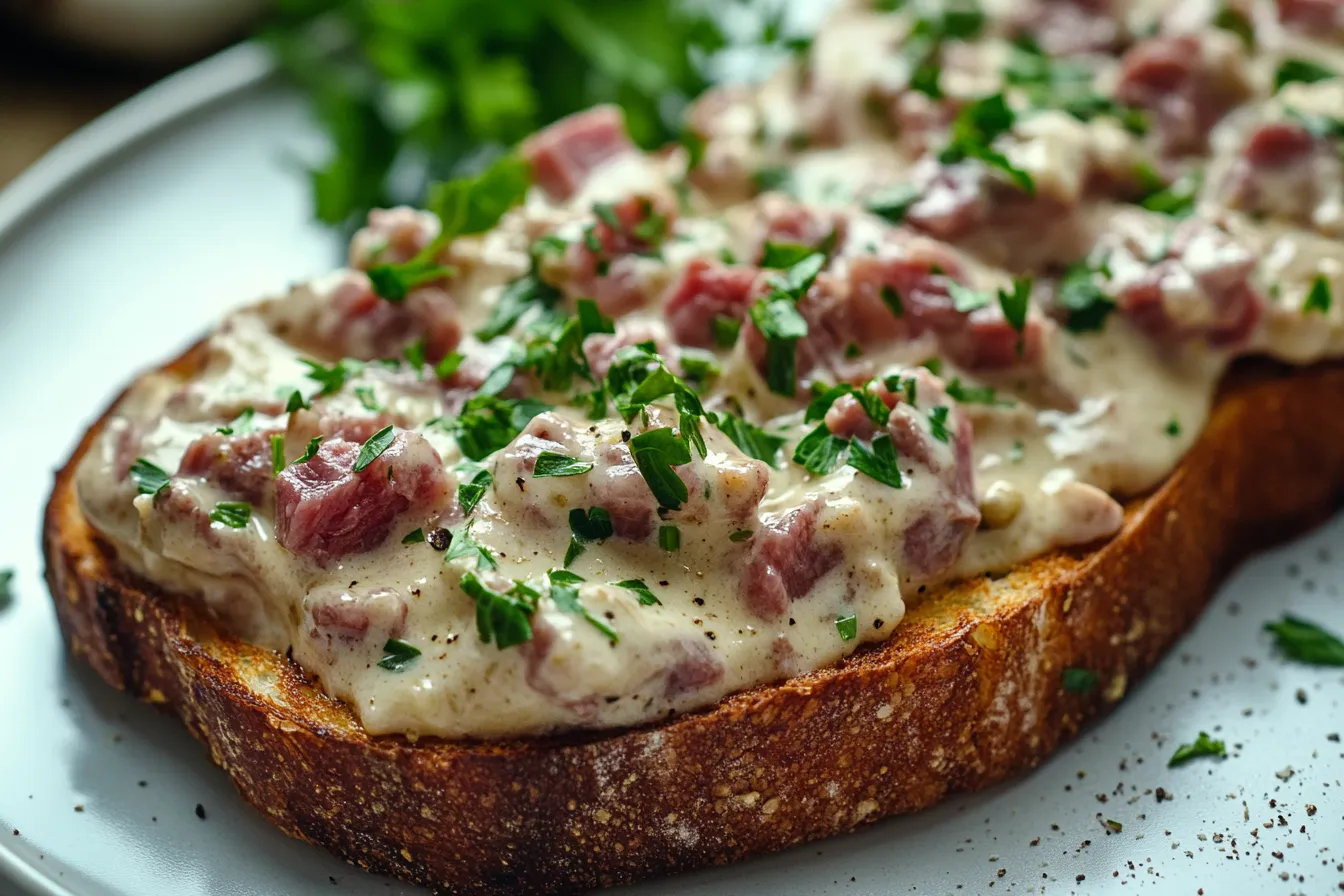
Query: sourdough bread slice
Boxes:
[{"xmin": 43, "ymin": 348, "xmax": 1344, "ymax": 895}]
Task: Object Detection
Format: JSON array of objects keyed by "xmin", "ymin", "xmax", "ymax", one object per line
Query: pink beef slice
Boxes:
[
  {"xmin": 1113, "ymin": 219, "xmax": 1265, "ymax": 347},
  {"xmin": 521, "ymin": 105, "xmax": 635, "ymax": 200},
  {"xmin": 1224, "ymin": 121, "xmax": 1337, "ymax": 228},
  {"xmin": 1277, "ymin": 0, "xmax": 1344, "ymax": 34},
  {"xmin": 662, "ymin": 258, "xmax": 761, "ymax": 348},
  {"xmin": 742, "ymin": 501, "xmax": 843, "ymax": 619},
  {"xmin": 313, "ymin": 271, "xmax": 462, "ymax": 363},
  {"xmin": 304, "ymin": 586, "xmax": 409, "ymax": 644},
  {"xmin": 1114, "ymin": 35, "xmax": 1250, "ymax": 156},
  {"xmin": 275, "ymin": 430, "xmax": 451, "ymax": 564},
  {"xmin": 177, "ymin": 430, "xmax": 282, "ymax": 505}
]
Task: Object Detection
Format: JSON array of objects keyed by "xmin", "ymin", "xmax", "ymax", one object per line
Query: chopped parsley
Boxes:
[
  {"xmin": 566, "ymin": 507, "xmax": 614, "ymax": 567},
  {"xmin": 901, "ymin": 3, "xmax": 987, "ymax": 99},
  {"xmin": 1136, "ymin": 166, "xmax": 1201, "ymax": 217},
  {"xmin": 614, "ymin": 578, "xmax": 661, "ymax": 606},
  {"xmin": 712, "ymin": 315, "xmax": 742, "ymax": 348},
  {"xmin": 714, "ymin": 412, "xmax": 786, "ymax": 465},
  {"xmin": 546, "ymin": 571, "xmax": 618, "ymax": 643},
  {"xmin": 761, "ymin": 241, "xmax": 820, "ymax": 269},
  {"xmin": 354, "ymin": 385, "xmax": 382, "ymax": 412},
  {"xmin": 835, "ymin": 612, "xmax": 858, "ymax": 641},
  {"xmin": 208, "ymin": 502, "xmax": 251, "ymax": 529},
  {"xmin": 946, "ymin": 378, "xmax": 1007, "ymax": 405},
  {"xmin": 1264, "ymin": 614, "xmax": 1344, "ymax": 666},
  {"xmin": 1008, "ymin": 440, "xmax": 1025, "ymax": 464},
  {"xmin": 866, "ymin": 184, "xmax": 922, "ymax": 224},
  {"xmin": 1058, "ymin": 260, "xmax": 1116, "ymax": 333},
  {"xmin": 129, "ymin": 459, "xmax": 171, "ymax": 497},
  {"xmin": 476, "ymin": 241, "xmax": 565, "ymax": 341},
  {"xmin": 533, "ymin": 452, "xmax": 594, "ymax": 478},
  {"xmin": 1062, "ymin": 667, "xmax": 1098, "ymax": 693},
  {"xmin": 1274, "ymin": 58, "xmax": 1337, "ymax": 92},
  {"xmin": 998, "ymin": 277, "xmax": 1032, "ymax": 354},
  {"xmin": 270, "ymin": 434, "xmax": 286, "ymax": 475},
  {"xmin": 928, "ymin": 406, "xmax": 951, "ymax": 443},
  {"xmin": 1164, "ymin": 416, "xmax": 1181, "ymax": 437},
  {"xmin": 449, "ymin": 395, "xmax": 550, "ymax": 461},
  {"xmin": 729, "ymin": 529, "xmax": 754, "ymax": 542},
  {"xmin": 456, "ymin": 461, "xmax": 493, "ymax": 516},
  {"xmin": 939, "ymin": 93, "xmax": 1034, "ymax": 194},
  {"xmin": 629, "ymin": 428, "xmax": 693, "ymax": 510},
  {"xmin": 435, "ymin": 351, "xmax": 465, "ymax": 380},
  {"xmin": 461, "ymin": 572, "xmax": 534, "ymax": 649},
  {"xmin": 753, "ymin": 164, "xmax": 794, "ymax": 194},
  {"xmin": 1168, "ymin": 732, "xmax": 1227, "ymax": 767},
  {"xmin": 792, "ymin": 423, "xmax": 851, "ymax": 475},
  {"xmin": 352, "ymin": 425, "xmax": 396, "ymax": 473},
  {"xmin": 216, "ymin": 407, "xmax": 255, "ymax": 436},
  {"xmin": 948, "ymin": 282, "xmax": 991, "ymax": 312},
  {"xmin": 367, "ymin": 258, "xmax": 452, "ymax": 303},
  {"xmin": 658, "ymin": 524, "xmax": 681, "ymax": 552},
  {"xmin": 0, "ymin": 569, "xmax": 11, "ymax": 610},
  {"xmin": 284, "ymin": 390, "xmax": 311, "ymax": 413},
  {"xmin": 302, "ymin": 358, "xmax": 364, "ymax": 397},
  {"xmin": 376, "ymin": 638, "xmax": 422, "ymax": 672},
  {"xmin": 1003, "ymin": 40, "xmax": 1147, "ymax": 133},
  {"xmin": 749, "ymin": 252, "xmax": 826, "ymax": 396},
  {"xmin": 1304, "ymin": 275, "xmax": 1332, "ymax": 314},
  {"xmin": 445, "ymin": 524, "xmax": 497, "ymax": 570},
  {"xmin": 679, "ymin": 349, "xmax": 721, "ymax": 383},
  {"xmin": 291, "ymin": 436, "xmax": 323, "ymax": 466},
  {"xmin": 880, "ymin": 284, "xmax": 904, "ymax": 318},
  {"xmin": 847, "ymin": 433, "xmax": 905, "ymax": 488},
  {"xmin": 401, "ymin": 528, "xmax": 425, "ymax": 545},
  {"xmin": 1212, "ymin": 4, "xmax": 1255, "ymax": 47}
]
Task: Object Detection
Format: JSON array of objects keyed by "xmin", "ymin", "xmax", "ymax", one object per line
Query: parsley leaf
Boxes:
[
  {"xmin": 450, "ymin": 395, "xmax": 550, "ymax": 461},
  {"xmin": 1137, "ymin": 167, "xmax": 1201, "ymax": 217},
  {"xmin": 714, "ymin": 412, "xmax": 787, "ymax": 465},
  {"xmin": 1168, "ymin": 732, "xmax": 1227, "ymax": 767},
  {"xmin": 761, "ymin": 241, "xmax": 818, "ymax": 269},
  {"xmin": 750, "ymin": 297, "xmax": 809, "ymax": 395},
  {"xmin": 446, "ymin": 524, "xmax": 497, "ymax": 571},
  {"xmin": 1304, "ymin": 275, "xmax": 1332, "ymax": 314},
  {"xmin": 1264, "ymin": 614, "xmax": 1344, "ymax": 665},
  {"xmin": 793, "ymin": 423, "xmax": 851, "ymax": 475},
  {"xmin": 292, "ymin": 436, "xmax": 323, "ymax": 465},
  {"xmin": 999, "ymin": 277, "xmax": 1032, "ymax": 355},
  {"xmin": 569, "ymin": 507, "xmax": 615, "ymax": 542},
  {"xmin": 1062, "ymin": 668, "xmax": 1098, "ymax": 693},
  {"xmin": 866, "ymin": 184, "xmax": 922, "ymax": 223},
  {"xmin": 835, "ymin": 612, "xmax": 858, "ymax": 641},
  {"xmin": 0, "ymin": 569, "xmax": 12, "ymax": 610},
  {"xmin": 948, "ymin": 282, "xmax": 992, "ymax": 312},
  {"xmin": 270, "ymin": 434, "xmax": 286, "ymax": 475},
  {"xmin": 847, "ymin": 433, "xmax": 905, "ymax": 488},
  {"xmin": 377, "ymin": 638, "xmax": 422, "ymax": 672},
  {"xmin": 1058, "ymin": 261, "xmax": 1116, "ymax": 333},
  {"xmin": 401, "ymin": 528, "xmax": 425, "ymax": 545},
  {"xmin": 216, "ymin": 407, "xmax": 255, "ymax": 436},
  {"xmin": 614, "ymin": 578, "xmax": 662, "ymax": 606},
  {"xmin": 1275, "ymin": 58, "xmax": 1337, "ymax": 91},
  {"xmin": 712, "ymin": 315, "xmax": 742, "ymax": 348},
  {"xmin": 946, "ymin": 378, "xmax": 1007, "ymax": 405},
  {"xmin": 534, "ymin": 452, "xmax": 594, "ymax": 478},
  {"xmin": 461, "ymin": 572, "xmax": 534, "ymax": 649},
  {"xmin": 352, "ymin": 425, "xmax": 396, "ymax": 473},
  {"xmin": 208, "ymin": 502, "xmax": 251, "ymax": 529},
  {"xmin": 367, "ymin": 257, "xmax": 452, "ymax": 303},
  {"xmin": 658, "ymin": 524, "xmax": 681, "ymax": 552},
  {"xmin": 456, "ymin": 461, "xmax": 493, "ymax": 516},
  {"xmin": 547, "ymin": 573, "xmax": 618, "ymax": 643},
  {"xmin": 429, "ymin": 152, "xmax": 531, "ymax": 241},
  {"xmin": 939, "ymin": 93, "xmax": 1035, "ymax": 194},
  {"xmin": 129, "ymin": 459, "xmax": 171, "ymax": 497},
  {"xmin": 629, "ymin": 428, "xmax": 692, "ymax": 510}
]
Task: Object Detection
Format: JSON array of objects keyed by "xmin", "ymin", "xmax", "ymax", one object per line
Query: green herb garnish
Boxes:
[
  {"xmin": 533, "ymin": 452, "xmax": 594, "ymax": 478},
  {"xmin": 1304, "ymin": 275, "xmax": 1332, "ymax": 314},
  {"xmin": 352, "ymin": 425, "xmax": 396, "ymax": 473},
  {"xmin": 1062, "ymin": 667, "xmax": 1098, "ymax": 693},
  {"xmin": 1168, "ymin": 732, "xmax": 1227, "ymax": 767},
  {"xmin": 835, "ymin": 612, "xmax": 858, "ymax": 641},
  {"xmin": 129, "ymin": 459, "xmax": 171, "ymax": 497},
  {"xmin": 376, "ymin": 638, "xmax": 422, "ymax": 671},
  {"xmin": 1264, "ymin": 614, "xmax": 1344, "ymax": 665}
]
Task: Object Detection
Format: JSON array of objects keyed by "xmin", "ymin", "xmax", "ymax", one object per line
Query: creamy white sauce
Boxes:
[{"xmin": 74, "ymin": 0, "xmax": 1344, "ymax": 739}]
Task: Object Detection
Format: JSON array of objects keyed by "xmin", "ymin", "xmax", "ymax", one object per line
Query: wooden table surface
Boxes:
[{"xmin": 0, "ymin": 26, "xmax": 163, "ymax": 188}]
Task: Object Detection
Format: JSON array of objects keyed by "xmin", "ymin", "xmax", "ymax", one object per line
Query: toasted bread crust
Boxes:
[{"xmin": 43, "ymin": 353, "xmax": 1344, "ymax": 895}]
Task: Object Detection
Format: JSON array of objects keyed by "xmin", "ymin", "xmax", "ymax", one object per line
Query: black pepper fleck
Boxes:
[
  {"xmin": 427, "ymin": 528, "xmax": 452, "ymax": 551},
  {"xmin": 195, "ymin": 804, "xmax": 207, "ymax": 820}
]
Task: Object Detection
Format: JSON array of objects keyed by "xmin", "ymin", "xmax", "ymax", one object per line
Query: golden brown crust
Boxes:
[{"xmin": 43, "ymin": 355, "xmax": 1344, "ymax": 895}]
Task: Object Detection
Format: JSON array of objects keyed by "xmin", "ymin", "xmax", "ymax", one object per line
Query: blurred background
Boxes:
[{"xmin": 0, "ymin": 1, "xmax": 814, "ymax": 213}]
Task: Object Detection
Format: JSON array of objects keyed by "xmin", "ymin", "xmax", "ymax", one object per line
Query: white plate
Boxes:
[{"xmin": 1, "ymin": 43, "xmax": 1342, "ymax": 896}]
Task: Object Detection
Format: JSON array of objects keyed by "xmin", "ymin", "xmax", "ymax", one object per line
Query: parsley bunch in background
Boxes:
[{"xmin": 263, "ymin": 0, "xmax": 732, "ymax": 228}]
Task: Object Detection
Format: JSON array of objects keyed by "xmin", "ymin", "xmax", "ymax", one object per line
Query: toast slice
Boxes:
[{"xmin": 43, "ymin": 344, "xmax": 1344, "ymax": 895}]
